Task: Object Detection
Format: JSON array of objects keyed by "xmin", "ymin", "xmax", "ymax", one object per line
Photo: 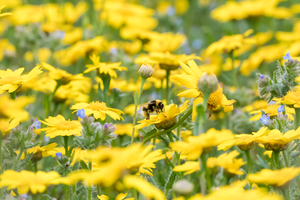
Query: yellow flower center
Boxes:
[
  {"xmin": 57, "ymin": 121, "xmax": 78, "ymax": 130},
  {"xmin": 207, "ymin": 87, "xmax": 223, "ymax": 110},
  {"xmin": 88, "ymin": 101, "xmax": 108, "ymax": 111},
  {"xmin": 0, "ymin": 121, "xmax": 9, "ymax": 133},
  {"xmin": 0, "ymin": 76, "xmax": 22, "ymax": 86},
  {"xmin": 265, "ymin": 104, "xmax": 279, "ymax": 115},
  {"xmin": 285, "ymin": 91, "xmax": 300, "ymax": 102}
]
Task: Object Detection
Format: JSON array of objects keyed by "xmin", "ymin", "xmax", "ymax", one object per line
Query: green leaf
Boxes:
[
  {"xmin": 80, "ymin": 160, "xmax": 89, "ymax": 170},
  {"xmin": 143, "ymin": 129, "xmax": 157, "ymax": 142},
  {"xmin": 164, "ymin": 171, "xmax": 177, "ymax": 195},
  {"xmin": 16, "ymin": 153, "xmax": 33, "ymax": 171},
  {"xmin": 40, "ymin": 194, "xmax": 53, "ymax": 200}
]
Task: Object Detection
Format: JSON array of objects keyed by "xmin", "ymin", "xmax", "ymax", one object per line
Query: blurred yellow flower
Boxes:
[
  {"xmin": 135, "ymin": 101, "xmax": 189, "ymax": 130},
  {"xmin": 24, "ymin": 143, "xmax": 58, "ymax": 159},
  {"xmin": 247, "ymin": 167, "xmax": 300, "ymax": 187},
  {"xmin": 170, "ymin": 128, "xmax": 234, "ymax": 160},
  {"xmin": 0, "ymin": 66, "xmax": 42, "ymax": 94},
  {"xmin": 84, "ymin": 54, "xmax": 127, "ymax": 78},
  {"xmin": 123, "ymin": 175, "xmax": 165, "ymax": 200},
  {"xmin": 0, "ymin": 6, "xmax": 12, "ymax": 17},
  {"xmin": 0, "ymin": 117, "xmax": 20, "ymax": 136},
  {"xmin": 115, "ymin": 124, "xmax": 138, "ymax": 137},
  {"xmin": 0, "ymin": 170, "xmax": 61, "ymax": 194},
  {"xmin": 249, "ymin": 103, "xmax": 294, "ymax": 121},
  {"xmin": 71, "ymin": 101, "xmax": 124, "ymax": 121},
  {"xmin": 173, "ymin": 161, "xmax": 199, "ymax": 175},
  {"xmin": 255, "ymin": 128, "xmax": 300, "ymax": 151},
  {"xmin": 41, "ymin": 115, "xmax": 82, "ymax": 138},
  {"xmin": 98, "ymin": 193, "xmax": 133, "ymax": 200},
  {"xmin": 218, "ymin": 127, "xmax": 269, "ymax": 151},
  {"xmin": 171, "ymin": 60, "xmax": 235, "ymax": 121},
  {"xmin": 280, "ymin": 90, "xmax": 300, "ymax": 108}
]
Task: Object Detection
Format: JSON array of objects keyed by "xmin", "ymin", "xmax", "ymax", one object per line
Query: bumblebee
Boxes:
[{"xmin": 142, "ymin": 100, "xmax": 165, "ymax": 120}]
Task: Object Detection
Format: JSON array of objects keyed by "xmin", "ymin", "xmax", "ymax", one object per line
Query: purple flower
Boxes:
[
  {"xmin": 260, "ymin": 75, "xmax": 265, "ymax": 80},
  {"xmin": 283, "ymin": 51, "xmax": 293, "ymax": 61},
  {"xmin": 260, "ymin": 114, "xmax": 270, "ymax": 125}
]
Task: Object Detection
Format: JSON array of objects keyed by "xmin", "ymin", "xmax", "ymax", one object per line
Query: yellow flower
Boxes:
[
  {"xmin": 23, "ymin": 75, "xmax": 56, "ymax": 94},
  {"xmin": 255, "ymin": 128, "xmax": 300, "ymax": 151},
  {"xmin": 0, "ymin": 66, "xmax": 42, "ymax": 94},
  {"xmin": 84, "ymin": 54, "xmax": 127, "ymax": 78},
  {"xmin": 0, "ymin": 94, "xmax": 34, "ymax": 120},
  {"xmin": 62, "ymin": 28, "xmax": 83, "ymax": 45},
  {"xmin": 41, "ymin": 115, "xmax": 82, "ymax": 138},
  {"xmin": 0, "ymin": 170, "xmax": 61, "ymax": 194},
  {"xmin": 249, "ymin": 103, "xmax": 294, "ymax": 121},
  {"xmin": 123, "ymin": 175, "xmax": 165, "ymax": 200},
  {"xmin": 71, "ymin": 101, "xmax": 124, "ymax": 121},
  {"xmin": 25, "ymin": 143, "xmax": 58, "ymax": 160},
  {"xmin": 280, "ymin": 90, "xmax": 300, "ymax": 108},
  {"xmin": 173, "ymin": 161, "xmax": 199, "ymax": 175},
  {"xmin": 0, "ymin": 117, "xmax": 20, "ymax": 136},
  {"xmin": 218, "ymin": 127, "xmax": 269, "ymax": 151},
  {"xmin": 171, "ymin": 60, "xmax": 235, "ymax": 121},
  {"xmin": 115, "ymin": 124, "xmax": 138, "ymax": 137},
  {"xmin": 170, "ymin": 128, "xmax": 234, "ymax": 160},
  {"xmin": 98, "ymin": 193, "xmax": 133, "ymax": 200},
  {"xmin": 247, "ymin": 167, "xmax": 300, "ymax": 187},
  {"xmin": 41, "ymin": 62, "xmax": 86, "ymax": 83},
  {"xmin": 135, "ymin": 101, "xmax": 189, "ymax": 130},
  {"xmin": 205, "ymin": 29, "xmax": 254, "ymax": 55},
  {"xmin": 135, "ymin": 52, "xmax": 201, "ymax": 70},
  {"xmin": 243, "ymin": 100, "xmax": 268, "ymax": 112},
  {"xmin": 0, "ymin": 6, "xmax": 12, "ymax": 17}
]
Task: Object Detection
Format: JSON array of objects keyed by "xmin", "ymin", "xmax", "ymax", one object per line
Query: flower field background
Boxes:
[{"xmin": 1, "ymin": 0, "xmax": 300, "ymax": 199}]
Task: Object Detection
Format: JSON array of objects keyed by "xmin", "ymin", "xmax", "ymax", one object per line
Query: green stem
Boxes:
[
  {"xmin": 13, "ymin": 146, "xmax": 24, "ymax": 170},
  {"xmin": 142, "ymin": 106, "xmax": 192, "ymax": 145},
  {"xmin": 34, "ymin": 161, "xmax": 38, "ymax": 172},
  {"xmin": 131, "ymin": 78, "xmax": 146, "ymax": 145},
  {"xmin": 64, "ymin": 185, "xmax": 69, "ymax": 200},
  {"xmin": 167, "ymin": 132, "xmax": 180, "ymax": 165},
  {"xmin": 166, "ymin": 69, "xmax": 171, "ymax": 104},
  {"xmin": 229, "ymin": 51, "xmax": 237, "ymax": 87},
  {"xmin": 63, "ymin": 136, "xmax": 69, "ymax": 157},
  {"xmin": 273, "ymin": 150, "xmax": 281, "ymax": 169},
  {"xmin": 200, "ymin": 154, "xmax": 212, "ymax": 194},
  {"xmin": 0, "ymin": 133, "xmax": 2, "ymax": 175},
  {"xmin": 10, "ymin": 91, "xmax": 16, "ymax": 100},
  {"xmin": 88, "ymin": 161, "xmax": 92, "ymax": 200},
  {"xmin": 245, "ymin": 150, "xmax": 252, "ymax": 174},
  {"xmin": 295, "ymin": 108, "xmax": 300, "ymax": 130},
  {"xmin": 132, "ymin": 188, "xmax": 138, "ymax": 200},
  {"xmin": 282, "ymin": 150, "xmax": 289, "ymax": 167},
  {"xmin": 97, "ymin": 185, "xmax": 101, "ymax": 196}
]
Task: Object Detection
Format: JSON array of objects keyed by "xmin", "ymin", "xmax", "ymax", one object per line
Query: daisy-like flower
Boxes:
[
  {"xmin": 24, "ymin": 143, "xmax": 58, "ymax": 161},
  {"xmin": 40, "ymin": 115, "xmax": 82, "ymax": 138},
  {"xmin": 255, "ymin": 128, "xmax": 300, "ymax": 151},
  {"xmin": 0, "ymin": 170, "xmax": 61, "ymax": 195},
  {"xmin": 71, "ymin": 101, "xmax": 124, "ymax": 121},
  {"xmin": 218, "ymin": 127, "xmax": 269, "ymax": 151},
  {"xmin": 171, "ymin": 60, "xmax": 235, "ymax": 121},
  {"xmin": 0, "ymin": 117, "xmax": 20, "ymax": 136},
  {"xmin": 84, "ymin": 54, "xmax": 127, "ymax": 78},
  {"xmin": 247, "ymin": 167, "xmax": 300, "ymax": 188},
  {"xmin": 135, "ymin": 101, "xmax": 189, "ymax": 130},
  {"xmin": 170, "ymin": 128, "xmax": 234, "ymax": 160},
  {"xmin": 280, "ymin": 90, "xmax": 300, "ymax": 108},
  {"xmin": 123, "ymin": 175, "xmax": 165, "ymax": 200},
  {"xmin": 0, "ymin": 66, "xmax": 42, "ymax": 94},
  {"xmin": 205, "ymin": 29, "xmax": 255, "ymax": 55},
  {"xmin": 249, "ymin": 103, "xmax": 294, "ymax": 121},
  {"xmin": 0, "ymin": 6, "xmax": 12, "ymax": 18},
  {"xmin": 115, "ymin": 124, "xmax": 138, "ymax": 137}
]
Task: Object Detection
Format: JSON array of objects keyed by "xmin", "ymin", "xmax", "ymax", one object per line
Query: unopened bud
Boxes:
[
  {"xmin": 31, "ymin": 151, "xmax": 42, "ymax": 162},
  {"xmin": 173, "ymin": 179, "xmax": 194, "ymax": 196},
  {"xmin": 139, "ymin": 62, "xmax": 153, "ymax": 79},
  {"xmin": 197, "ymin": 72, "xmax": 218, "ymax": 94}
]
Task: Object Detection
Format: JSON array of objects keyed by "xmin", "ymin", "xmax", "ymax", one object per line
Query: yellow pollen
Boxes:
[
  {"xmin": 88, "ymin": 101, "xmax": 108, "ymax": 111},
  {"xmin": 57, "ymin": 121, "xmax": 77, "ymax": 131},
  {"xmin": 207, "ymin": 87, "xmax": 223, "ymax": 109},
  {"xmin": 0, "ymin": 76, "xmax": 22, "ymax": 86}
]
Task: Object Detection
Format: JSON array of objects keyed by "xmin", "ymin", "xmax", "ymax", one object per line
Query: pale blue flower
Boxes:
[
  {"xmin": 33, "ymin": 119, "xmax": 41, "ymax": 129},
  {"xmin": 278, "ymin": 105, "xmax": 285, "ymax": 113},
  {"xmin": 77, "ymin": 109, "xmax": 86, "ymax": 119},
  {"xmin": 260, "ymin": 114, "xmax": 270, "ymax": 125},
  {"xmin": 55, "ymin": 152, "xmax": 62, "ymax": 159},
  {"xmin": 283, "ymin": 51, "xmax": 293, "ymax": 61}
]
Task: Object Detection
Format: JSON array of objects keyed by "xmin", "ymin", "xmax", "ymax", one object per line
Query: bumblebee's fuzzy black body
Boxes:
[{"xmin": 142, "ymin": 100, "xmax": 165, "ymax": 119}]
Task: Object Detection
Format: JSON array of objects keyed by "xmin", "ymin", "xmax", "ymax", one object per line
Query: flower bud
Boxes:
[
  {"xmin": 31, "ymin": 151, "xmax": 42, "ymax": 162},
  {"xmin": 197, "ymin": 72, "xmax": 218, "ymax": 94},
  {"xmin": 173, "ymin": 180, "xmax": 194, "ymax": 196},
  {"xmin": 154, "ymin": 117, "xmax": 177, "ymax": 130},
  {"xmin": 139, "ymin": 62, "xmax": 153, "ymax": 79}
]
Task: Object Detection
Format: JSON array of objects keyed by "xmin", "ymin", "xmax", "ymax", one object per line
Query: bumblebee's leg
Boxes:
[{"xmin": 146, "ymin": 110, "xmax": 150, "ymax": 120}]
